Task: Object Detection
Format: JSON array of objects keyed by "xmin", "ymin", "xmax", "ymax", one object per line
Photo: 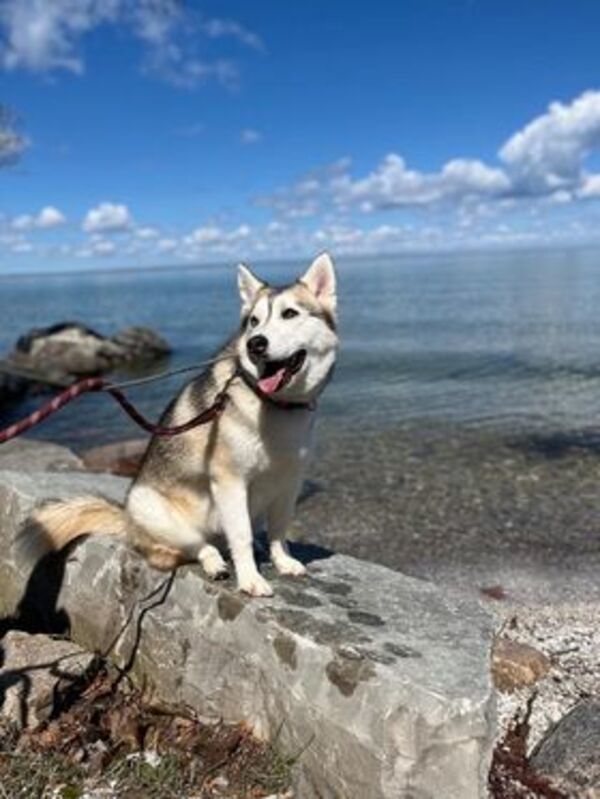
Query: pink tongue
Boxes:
[{"xmin": 258, "ymin": 367, "xmax": 286, "ymax": 395}]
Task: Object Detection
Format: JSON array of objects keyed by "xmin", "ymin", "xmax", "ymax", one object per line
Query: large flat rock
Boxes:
[{"xmin": 0, "ymin": 469, "xmax": 497, "ymax": 798}]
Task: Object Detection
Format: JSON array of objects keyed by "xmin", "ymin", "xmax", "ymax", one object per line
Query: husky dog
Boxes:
[{"xmin": 27, "ymin": 253, "xmax": 338, "ymax": 597}]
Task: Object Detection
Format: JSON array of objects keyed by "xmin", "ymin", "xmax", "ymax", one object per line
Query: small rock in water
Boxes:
[
  {"xmin": 492, "ymin": 637, "xmax": 551, "ymax": 693},
  {"xmin": 110, "ymin": 326, "xmax": 171, "ymax": 361},
  {"xmin": 0, "ymin": 322, "xmax": 171, "ymax": 402}
]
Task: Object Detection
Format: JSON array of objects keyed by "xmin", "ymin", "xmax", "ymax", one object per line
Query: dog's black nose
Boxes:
[{"xmin": 247, "ymin": 334, "xmax": 268, "ymax": 357}]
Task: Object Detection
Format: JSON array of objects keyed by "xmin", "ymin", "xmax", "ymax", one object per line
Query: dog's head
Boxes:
[{"xmin": 236, "ymin": 253, "xmax": 338, "ymax": 404}]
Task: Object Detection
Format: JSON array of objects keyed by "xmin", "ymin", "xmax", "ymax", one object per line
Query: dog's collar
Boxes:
[{"xmin": 235, "ymin": 363, "xmax": 317, "ymax": 411}]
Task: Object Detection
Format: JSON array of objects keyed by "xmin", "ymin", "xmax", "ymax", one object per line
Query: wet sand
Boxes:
[{"xmin": 294, "ymin": 423, "xmax": 600, "ymax": 605}]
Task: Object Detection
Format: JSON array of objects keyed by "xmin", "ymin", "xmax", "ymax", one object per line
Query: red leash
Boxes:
[{"xmin": 0, "ymin": 375, "xmax": 230, "ymax": 445}]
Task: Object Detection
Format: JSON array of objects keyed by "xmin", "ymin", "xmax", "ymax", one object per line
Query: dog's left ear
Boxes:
[
  {"xmin": 238, "ymin": 263, "xmax": 265, "ymax": 312},
  {"xmin": 301, "ymin": 252, "xmax": 337, "ymax": 315}
]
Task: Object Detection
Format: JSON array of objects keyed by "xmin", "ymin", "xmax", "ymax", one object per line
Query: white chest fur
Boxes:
[{"xmin": 226, "ymin": 402, "xmax": 314, "ymax": 478}]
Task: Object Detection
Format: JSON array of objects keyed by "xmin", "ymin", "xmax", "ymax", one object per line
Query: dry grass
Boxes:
[{"xmin": 0, "ymin": 665, "xmax": 294, "ymax": 799}]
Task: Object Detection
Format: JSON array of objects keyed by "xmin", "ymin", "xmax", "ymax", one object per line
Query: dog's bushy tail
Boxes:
[{"xmin": 21, "ymin": 496, "xmax": 185, "ymax": 571}]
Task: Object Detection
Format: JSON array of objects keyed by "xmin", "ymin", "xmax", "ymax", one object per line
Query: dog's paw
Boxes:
[
  {"xmin": 273, "ymin": 554, "xmax": 307, "ymax": 578},
  {"xmin": 207, "ymin": 563, "xmax": 230, "ymax": 581},
  {"xmin": 237, "ymin": 571, "xmax": 274, "ymax": 598},
  {"xmin": 199, "ymin": 547, "xmax": 230, "ymax": 580}
]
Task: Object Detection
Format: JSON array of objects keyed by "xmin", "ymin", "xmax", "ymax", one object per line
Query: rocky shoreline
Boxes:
[
  {"xmin": 0, "ymin": 437, "xmax": 598, "ymax": 797},
  {"xmin": 491, "ymin": 602, "xmax": 600, "ymax": 797},
  {"xmin": 0, "ymin": 441, "xmax": 497, "ymax": 798}
]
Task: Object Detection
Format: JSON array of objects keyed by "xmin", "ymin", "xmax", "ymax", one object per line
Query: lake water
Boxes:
[
  {"xmin": 3, "ymin": 249, "xmax": 600, "ymax": 600},
  {"xmin": 3, "ymin": 247, "xmax": 600, "ymax": 448}
]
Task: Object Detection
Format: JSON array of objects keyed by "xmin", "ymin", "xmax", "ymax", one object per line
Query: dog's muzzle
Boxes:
[
  {"xmin": 247, "ymin": 334, "xmax": 268, "ymax": 361},
  {"xmin": 256, "ymin": 349, "xmax": 307, "ymax": 395}
]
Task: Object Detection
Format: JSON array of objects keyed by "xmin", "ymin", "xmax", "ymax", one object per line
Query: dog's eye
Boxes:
[
  {"xmin": 249, "ymin": 315, "xmax": 259, "ymax": 328},
  {"xmin": 282, "ymin": 308, "xmax": 299, "ymax": 320}
]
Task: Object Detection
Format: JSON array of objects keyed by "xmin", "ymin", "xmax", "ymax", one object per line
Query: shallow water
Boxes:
[
  {"xmin": 3, "ymin": 247, "xmax": 600, "ymax": 446},
  {"xmin": 2, "ymin": 249, "xmax": 600, "ymax": 601}
]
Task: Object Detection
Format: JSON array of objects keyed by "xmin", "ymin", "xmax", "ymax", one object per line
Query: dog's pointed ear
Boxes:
[
  {"xmin": 238, "ymin": 263, "xmax": 265, "ymax": 311},
  {"xmin": 300, "ymin": 252, "xmax": 337, "ymax": 314}
]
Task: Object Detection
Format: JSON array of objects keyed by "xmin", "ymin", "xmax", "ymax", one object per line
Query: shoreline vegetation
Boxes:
[{"xmin": 0, "ymin": 644, "xmax": 294, "ymax": 799}]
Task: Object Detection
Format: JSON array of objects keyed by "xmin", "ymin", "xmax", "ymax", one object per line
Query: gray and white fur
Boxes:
[{"xmin": 27, "ymin": 253, "xmax": 338, "ymax": 597}]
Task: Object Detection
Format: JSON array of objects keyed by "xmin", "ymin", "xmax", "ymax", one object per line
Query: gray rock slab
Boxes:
[
  {"xmin": 0, "ymin": 469, "xmax": 497, "ymax": 799},
  {"xmin": 0, "ymin": 439, "xmax": 84, "ymax": 472},
  {"xmin": 0, "ymin": 630, "xmax": 96, "ymax": 729},
  {"xmin": 0, "ymin": 470, "xmax": 127, "ymax": 618},
  {"xmin": 531, "ymin": 700, "xmax": 600, "ymax": 794}
]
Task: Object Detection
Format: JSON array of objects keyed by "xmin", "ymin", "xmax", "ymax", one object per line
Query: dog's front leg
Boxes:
[
  {"xmin": 212, "ymin": 479, "xmax": 273, "ymax": 597},
  {"xmin": 267, "ymin": 482, "xmax": 307, "ymax": 578}
]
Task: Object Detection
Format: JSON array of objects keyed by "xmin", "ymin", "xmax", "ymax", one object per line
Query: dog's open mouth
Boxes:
[{"xmin": 258, "ymin": 349, "xmax": 306, "ymax": 395}]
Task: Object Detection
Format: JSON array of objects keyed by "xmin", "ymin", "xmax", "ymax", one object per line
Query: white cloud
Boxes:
[
  {"xmin": 83, "ymin": 201, "xmax": 132, "ymax": 232},
  {"xmin": 157, "ymin": 237, "xmax": 177, "ymax": 252},
  {"xmin": 178, "ymin": 222, "xmax": 254, "ymax": 258},
  {"xmin": 6, "ymin": 206, "xmax": 600, "ymax": 266},
  {"xmin": 499, "ymin": 91, "xmax": 600, "ymax": 195},
  {"xmin": 201, "ymin": 18, "xmax": 264, "ymax": 52},
  {"xmin": 126, "ymin": 2, "xmax": 241, "ymax": 89},
  {"xmin": 240, "ymin": 128, "xmax": 262, "ymax": 145},
  {"xmin": 11, "ymin": 241, "xmax": 33, "ymax": 253},
  {"xmin": 184, "ymin": 225, "xmax": 222, "ymax": 246},
  {"xmin": 342, "ymin": 154, "xmax": 509, "ymax": 211},
  {"xmin": 259, "ymin": 91, "xmax": 600, "ymax": 218},
  {"xmin": 98, "ymin": 239, "xmax": 119, "ymax": 254},
  {"xmin": 10, "ymin": 205, "xmax": 67, "ymax": 230},
  {"xmin": 11, "ymin": 213, "xmax": 34, "ymax": 230},
  {"xmin": 256, "ymin": 159, "xmax": 351, "ymax": 219},
  {"xmin": 311, "ymin": 223, "xmax": 426, "ymax": 254},
  {"xmin": 135, "ymin": 225, "xmax": 159, "ymax": 239},
  {"xmin": 143, "ymin": 50, "xmax": 239, "ymax": 91},
  {"xmin": 37, "ymin": 205, "xmax": 67, "ymax": 227},
  {"xmin": 231, "ymin": 223, "xmax": 251, "ymax": 240},
  {"xmin": 0, "ymin": 233, "xmax": 34, "ymax": 255},
  {"xmin": 7, "ymin": 88, "xmax": 600, "ymax": 266},
  {"xmin": 0, "ymin": 1, "xmax": 262, "ymax": 89},
  {"xmin": 0, "ymin": 0, "xmax": 118, "ymax": 73},
  {"xmin": 578, "ymin": 173, "xmax": 600, "ymax": 199},
  {"xmin": 441, "ymin": 159, "xmax": 509, "ymax": 195},
  {"xmin": 546, "ymin": 189, "xmax": 573, "ymax": 205},
  {"xmin": 75, "ymin": 236, "xmax": 116, "ymax": 258}
]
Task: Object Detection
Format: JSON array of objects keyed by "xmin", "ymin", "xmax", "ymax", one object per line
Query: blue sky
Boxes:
[{"xmin": 2, "ymin": 0, "xmax": 600, "ymax": 272}]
